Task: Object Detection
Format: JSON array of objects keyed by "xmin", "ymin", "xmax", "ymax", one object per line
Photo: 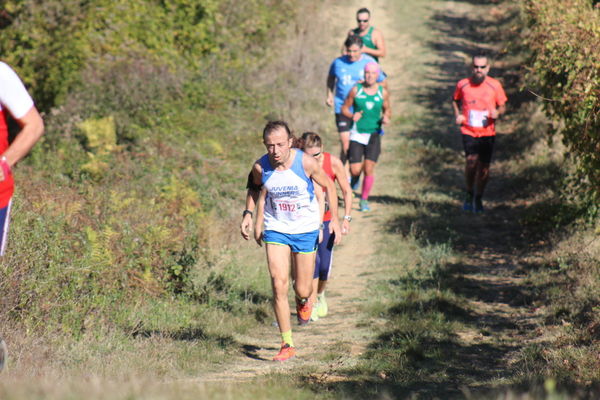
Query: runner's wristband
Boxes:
[
  {"xmin": 0, "ymin": 157, "xmax": 11, "ymax": 179},
  {"xmin": 242, "ymin": 209, "xmax": 253, "ymax": 218}
]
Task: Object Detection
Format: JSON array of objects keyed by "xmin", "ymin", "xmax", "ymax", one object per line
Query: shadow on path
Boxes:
[{"xmin": 318, "ymin": 0, "xmax": 568, "ymax": 398}]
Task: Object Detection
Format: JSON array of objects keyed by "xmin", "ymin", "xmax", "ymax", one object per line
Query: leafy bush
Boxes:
[
  {"xmin": 0, "ymin": 0, "xmax": 298, "ymax": 333},
  {"xmin": 0, "ymin": 0, "xmax": 220, "ymax": 108},
  {"xmin": 522, "ymin": 0, "xmax": 600, "ymax": 210}
]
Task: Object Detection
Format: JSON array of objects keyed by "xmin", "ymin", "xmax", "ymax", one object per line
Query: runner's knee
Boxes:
[
  {"xmin": 271, "ymin": 276, "xmax": 289, "ymax": 296},
  {"xmin": 340, "ymin": 135, "xmax": 350, "ymax": 150},
  {"xmin": 364, "ymin": 160, "xmax": 376, "ymax": 175},
  {"xmin": 479, "ymin": 165, "xmax": 490, "ymax": 178},
  {"xmin": 350, "ymin": 163, "xmax": 362, "ymax": 176},
  {"xmin": 294, "ymin": 283, "xmax": 312, "ymax": 299},
  {"xmin": 466, "ymin": 155, "xmax": 478, "ymax": 168}
]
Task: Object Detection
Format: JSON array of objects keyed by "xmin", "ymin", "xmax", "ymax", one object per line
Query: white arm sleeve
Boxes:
[{"xmin": 0, "ymin": 62, "xmax": 34, "ymax": 119}]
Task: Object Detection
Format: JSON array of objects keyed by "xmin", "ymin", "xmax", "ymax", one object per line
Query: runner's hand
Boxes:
[
  {"xmin": 326, "ymin": 94, "xmax": 333, "ymax": 107},
  {"xmin": 352, "ymin": 111, "xmax": 363, "ymax": 122},
  {"xmin": 455, "ymin": 115, "xmax": 466, "ymax": 125},
  {"xmin": 254, "ymin": 225, "xmax": 263, "ymax": 247},
  {"xmin": 382, "ymin": 115, "xmax": 390, "ymax": 125},
  {"xmin": 489, "ymin": 108, "xmax": 499, "ymax": 120},
  {"xmin": 240, "ymin": 214, "xmax": 253, "ymax": 240},
  {"xmin": 330, "ymin": 219, "xmax": 342, "ymax": 245},
  {"xmin": 341, "ymin": 219, "xmax": 350, "ymax": 235}
]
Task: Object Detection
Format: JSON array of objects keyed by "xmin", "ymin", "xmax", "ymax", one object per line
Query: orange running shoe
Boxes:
[
  {"xmin": 273, "ymin": 343, "xmax": 295, "ymax": 362},
  {"xmin": 296, "ymin": 297, "xmax": 312, "ymax": 325}
]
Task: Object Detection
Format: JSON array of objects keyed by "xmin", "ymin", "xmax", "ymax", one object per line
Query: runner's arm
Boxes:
[
  {"xmin": 314, "ymin": 180, "xmax": 326, "ymax": 222},
  {"xmin": 241, "ymin": 162, "xmax": 262, "ymax": 240},
  {"xmin": 253, "ymin": 187, "xmax": 266, "ymax": 246},
  {"xmin": 305, "ymin": 156, "xmax": 342, "ymax": 245},
  {"xmin": 490, "ymin": 104, "xmax": 506, "ymax": 120},
  {"xmin": 331, "ymin": 156, "xmax": 353, "ymax": 234},
  {"xmin": 326, "ymin": 74, "xmax": 336, "ymax": 107},
  {"xmin": 362, "ymin": 29, "xmax": 386, "ymax": 59},
  {"xmin": 382, "ymin": 88, "xmax": 392, "ymax": 125},
  {"xmin": 314, "ymin": 180, "xmax": 325, "ymax": 243},
  {"xmin": 2, "ymin": 106, "xmax": 44, "ymax": 168},
  {"xmin": 380, "ymin": 78, "xmax": 388, "ymax": 91},
  {"xmin": 452, "ymin": 99, "xmax": 465, "ymax": 125},
  {"xmin": 341, "ymin": 87, "xmax": 358, "ymax": 120}
]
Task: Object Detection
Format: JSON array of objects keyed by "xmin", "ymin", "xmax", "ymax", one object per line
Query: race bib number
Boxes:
[
  {"xmin": 468, "ymin": 109, "xmax": 489, "ymax": 128},
  {"xmin": 277, "ymin": 202, "xmax": 297, "ymax": 212},
  {"xmin": 270, "ymin": 197, "xmax": 301, "ymax": 219}
]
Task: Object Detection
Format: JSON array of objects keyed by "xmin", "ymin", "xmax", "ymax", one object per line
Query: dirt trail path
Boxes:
[
  {"xmin": 197, "ymin": 0, "xmax": 407, "ymax": 382},
  {"xmin": 404, "ymin": 0, "xmax": 545, "ymax": 392},
  {"xmin": 200, "ymin": 0, "xmax": 541, "ymax": 392}
]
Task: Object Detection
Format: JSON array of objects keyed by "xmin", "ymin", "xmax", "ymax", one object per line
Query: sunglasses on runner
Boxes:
[
  {"xmin": 357, "ymin": 19, "xmax": 369, "ymax": 23},
  {"xmin": 473, "ymin": 65, "xmax": 487, "ymax": 69}
]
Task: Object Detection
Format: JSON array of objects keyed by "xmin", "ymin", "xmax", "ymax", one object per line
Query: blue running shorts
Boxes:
[{"xmin": 263, "ymin": 230, "xmax": 319, "ymax": 254}]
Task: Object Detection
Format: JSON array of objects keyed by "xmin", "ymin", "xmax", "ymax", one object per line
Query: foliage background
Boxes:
[
  {"xmin": 522, "ymin": 0, "xmax": 600, "ymax": 214},
  {"xmin": 0, "ymin": 0, "xmax": 297, "ymax": 336}
]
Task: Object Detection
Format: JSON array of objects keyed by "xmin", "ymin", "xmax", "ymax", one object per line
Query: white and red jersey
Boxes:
[{"xmin": 0, "ymin": 62, "xmax": 35, "ymax": 207}]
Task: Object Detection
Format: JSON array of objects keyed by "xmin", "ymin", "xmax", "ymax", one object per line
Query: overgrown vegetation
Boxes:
[
  {"xmin": 509, "ymin": 0, "xmax": 600, "ymax": 390},
  {"xmin": 522, "ymin": 0, "xmax": 600, "ymax": 213},
  {"xmin": 0, "ymin": 0, "xmax": 297, "ymax": 354}
]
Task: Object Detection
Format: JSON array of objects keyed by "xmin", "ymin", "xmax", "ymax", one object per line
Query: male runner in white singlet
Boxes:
[{"xmin": 242, "ymin": 121, "xmax": 341, "ymax": 361}]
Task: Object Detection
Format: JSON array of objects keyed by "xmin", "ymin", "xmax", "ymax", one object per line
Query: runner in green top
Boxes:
[
  {"xmin": 352, "ymin": 26, "xmax": 376, "ymax": 58},
  {"xmin": 341, "ymin": 62, "xmax": 391, "ymax": 212},
  {"xmin": 353, "ymin": 83, "xmax": 384, "ymax": 134},
  {"xmin": 343, "ymin": 8, "xmax": 386, "ymax": 62}
]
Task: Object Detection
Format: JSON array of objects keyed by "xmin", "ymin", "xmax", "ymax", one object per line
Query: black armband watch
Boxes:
[{"xmin": 242, "ymin": 210, "xmax": 253, "ymax": 218}]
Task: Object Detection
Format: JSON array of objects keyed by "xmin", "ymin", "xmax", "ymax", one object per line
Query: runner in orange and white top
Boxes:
[{"xmin": 452, "ymin": 51, "xmax": 507, "ymax": 213}]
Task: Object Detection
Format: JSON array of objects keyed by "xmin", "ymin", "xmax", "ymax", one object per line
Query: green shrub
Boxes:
[
  {"xmin": 0, "ymin": 0, "xmax": 298, "ymax": 334},
  {"xmin": 522, "ymin": 0, "xmax": 600, "ymax": 210}
]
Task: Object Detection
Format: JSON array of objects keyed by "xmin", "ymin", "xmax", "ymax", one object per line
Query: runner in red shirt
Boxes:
[
  {"xmin": 0, "ymin": 62, "xmax": 44, "ymax": 253},
  {"xmin": 299, "ymin": 132, "xmax": 352, "ymax": 322},
  {"xmin": 0, "ymin": 61, "xmax": 45, "ymax": 371},
  {"xmin": 452, "ymin": 51, "xmax": 507, "ymax": 213}
]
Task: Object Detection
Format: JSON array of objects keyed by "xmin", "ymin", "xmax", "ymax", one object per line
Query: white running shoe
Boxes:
[{"xmin": 317, "ymin": 294, "xmax": 328, "ymax": 317}]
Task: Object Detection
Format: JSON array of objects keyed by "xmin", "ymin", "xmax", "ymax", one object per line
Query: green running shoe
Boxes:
[
  {"xmin": 359, "ymin": 199, "xmax": 371, "ymax": 212},
  {"xmin": 317, "ymin": 294, "xmax": 328, "ymax": 317},
  {"xmin": 310, "ymin": 303, "xmax": 319, "ymax": 322}
]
